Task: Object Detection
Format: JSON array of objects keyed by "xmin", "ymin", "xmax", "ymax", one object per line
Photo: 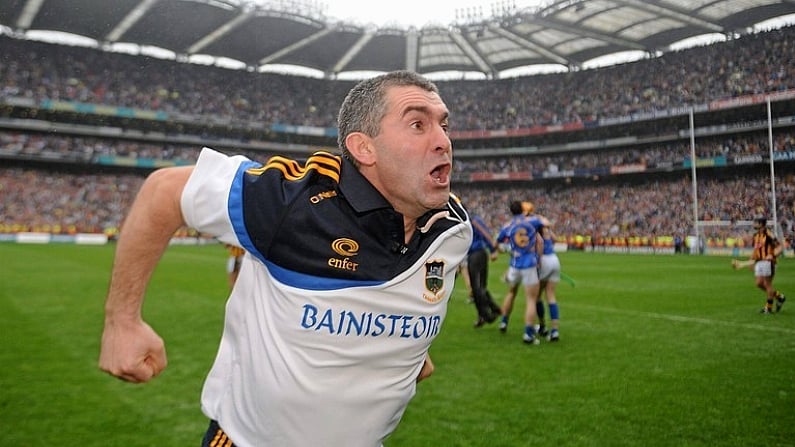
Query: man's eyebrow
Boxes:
[
  {"xmin": 401, "ymin": 105, "xmax": 430, "ymax": 117},
  {"xmin": 401, "ymin": 105, "xmax": 449, "ymax": 121}
]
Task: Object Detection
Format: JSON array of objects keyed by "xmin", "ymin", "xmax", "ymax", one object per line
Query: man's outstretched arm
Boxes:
[{"xmin": 99, "ymin": 166, "xmax": 194, "ymax": 383}]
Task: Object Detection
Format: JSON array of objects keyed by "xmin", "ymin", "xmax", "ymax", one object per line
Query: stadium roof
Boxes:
[{"xmin": 2, "ymin": 0, "xmax": 795, "ymax": 79}]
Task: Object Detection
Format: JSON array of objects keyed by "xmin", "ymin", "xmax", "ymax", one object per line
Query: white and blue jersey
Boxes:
[{"xmin": 181, "ymin": 148, "xmax": 472, "ymax": 447}]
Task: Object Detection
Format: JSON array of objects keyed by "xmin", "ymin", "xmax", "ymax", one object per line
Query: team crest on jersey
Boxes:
[{"xmin": 423, "ymin": 259, "xmax": 446, "ymax": 303}]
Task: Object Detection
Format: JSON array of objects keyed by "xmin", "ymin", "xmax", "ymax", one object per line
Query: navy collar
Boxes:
[{"xmin": 338, "ymin": 156, "xmax": 394, "ymax": 214}]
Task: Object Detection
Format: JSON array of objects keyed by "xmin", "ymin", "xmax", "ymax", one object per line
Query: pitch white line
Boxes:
[{"xmin": 570, "ymin": 303, "xmax": 795, "ymax": 335}]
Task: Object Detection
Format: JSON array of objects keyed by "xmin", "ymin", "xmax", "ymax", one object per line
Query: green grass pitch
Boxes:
[{"xmin": 1, "ymin": 243, "xmax": 793, "ymax": 446}]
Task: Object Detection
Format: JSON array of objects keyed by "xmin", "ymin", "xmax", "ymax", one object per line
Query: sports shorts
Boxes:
[
  {"xmin": 754, "ymin": 260, "xmax": 773, "ymax": 277},
  {"xmin": 505, "ymin": 266, "xmax": 539, "ymax": 287},
  {"xmin": 538, "ymin": 254, "xmax": 561, "ymax": 282}
]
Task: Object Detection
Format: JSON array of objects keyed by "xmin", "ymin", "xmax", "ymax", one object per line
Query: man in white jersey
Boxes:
[{"xmin": 99, "ymin": 71, "xmax": 472, "ymax": 447}]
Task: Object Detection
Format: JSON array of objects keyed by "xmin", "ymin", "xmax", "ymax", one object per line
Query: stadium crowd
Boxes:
[
  {"xmin": 1, "ymin": 26, "xmax": 794, "ymax": 130},
  {"xmin": 453, "ymin": 131, "xmax": 795, "ymax": 177},
  {"xmin": 2, "ymin": 129, "xmax": 793, "ymax": 176},
  {"xmin": 3, "ymin": 162, "xmax": 794, "ymax": 250},
  {"xmin": 1, "ymin": 25, "xmax": 795, "ymax": 250},
  {"xmin": 456, "ymin": 175, "xmax": 795, "ymax": 250},
  {"xmin": 0, "ymin": 168, "xmax": 141, "ymax": 235}
]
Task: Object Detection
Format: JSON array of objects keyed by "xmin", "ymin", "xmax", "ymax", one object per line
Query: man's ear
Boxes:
[{"xmin": 345, "ymin": 132, "xmax": 376, "ymax": 166}]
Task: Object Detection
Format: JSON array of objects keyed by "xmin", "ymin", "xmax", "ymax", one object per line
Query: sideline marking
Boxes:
[{"xmin": 570, "ymin": 303, "xmax": 795, "ymax": 335}]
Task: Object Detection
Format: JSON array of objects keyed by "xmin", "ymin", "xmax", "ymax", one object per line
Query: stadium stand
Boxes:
[{"xmin": 1, "ymin": 24, "xmax": 794, "ymax": 252}]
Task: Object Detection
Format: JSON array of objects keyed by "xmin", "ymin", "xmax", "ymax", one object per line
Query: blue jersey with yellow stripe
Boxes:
[{"xmin": 497, "ymin": 214, "xmax": 539, "ymax": 269}]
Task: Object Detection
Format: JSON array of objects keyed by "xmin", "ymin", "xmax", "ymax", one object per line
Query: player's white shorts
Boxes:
[
  {"xmin": 754, "ymin": 260, "xmax": 773, "ymax": 277},
  {"xmin": 538, "ymin": 253, "xmax": 561, "ymax": 282},
  {"xmin": 505, "ymin": 266, "xmax": 539, "ymax": 287}
]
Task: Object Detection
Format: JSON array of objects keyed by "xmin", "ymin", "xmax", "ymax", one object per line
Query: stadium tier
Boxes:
[{"xmin": 1, "ymin": 26, "xmax": 794, "ymax": 252}]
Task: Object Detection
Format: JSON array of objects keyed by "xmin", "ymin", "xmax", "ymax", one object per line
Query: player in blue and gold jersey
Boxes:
[
  {"xmin": 496, "ymin": 200, "xmax": 544, "ymax": 344},
  {"xmin": 522, "ymin": 201, "xmax": 561, "ymax": 342}
]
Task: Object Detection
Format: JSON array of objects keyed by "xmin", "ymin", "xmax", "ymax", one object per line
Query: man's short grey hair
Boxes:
[{"xmin": 337, "ymin": 70, "xmax": 440, "ymax": 162}]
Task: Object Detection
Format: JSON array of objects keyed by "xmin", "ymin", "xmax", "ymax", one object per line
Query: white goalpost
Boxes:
[
  {"xmin": 688, "ymin": 96, "xmax": 782, "ymax": 254},
  {"xmin": 767, "ymin": 97, "xmax": 782, "ymax": 239},
  {"xmin": 689, "ymin": 108, "xmax": 700, "ymax": 255}
]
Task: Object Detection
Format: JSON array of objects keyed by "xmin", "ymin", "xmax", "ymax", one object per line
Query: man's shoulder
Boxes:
[{"xmin": 247, "ymin": 151, "xmax": 343, "ymax": 184}]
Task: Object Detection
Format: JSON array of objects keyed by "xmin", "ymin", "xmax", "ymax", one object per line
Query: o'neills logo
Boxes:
[
  {"xmin": 423, "ymin": 259, "xmax": 446, "ymax": 303},
  {"xmin": 329, "ymin": 238, "xmax": 359, "ymax": 272},
  {"xmin": 310, "ymin": 190, "xmax": 337, "ymax": 204}
]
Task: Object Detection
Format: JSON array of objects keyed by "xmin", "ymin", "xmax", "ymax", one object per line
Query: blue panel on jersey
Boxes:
[
  {"xmin": 264, "ymin": 259, "xmax": 384, "ymax": 291},
  {"xmin": 229, "ymin": 160, "xmax": 264, "ymax": 258}
]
